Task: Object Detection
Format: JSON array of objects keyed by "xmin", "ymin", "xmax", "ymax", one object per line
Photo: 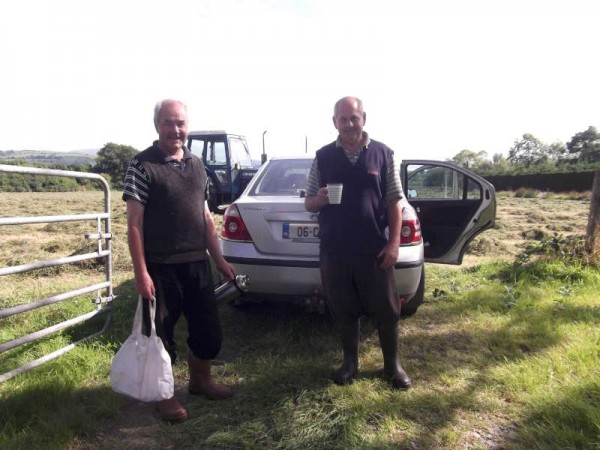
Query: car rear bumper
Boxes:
[
  {"xmin": 221, "ymin": 240, "xmax": 424, "ymax": 299},
  {"xmin": 225, "ymin": 259, "xmax": 323, "ymax": 296}
]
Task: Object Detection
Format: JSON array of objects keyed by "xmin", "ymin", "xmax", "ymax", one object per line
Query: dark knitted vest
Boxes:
[
  {"xmin": 137, "ymin": 145, "xmax": 208, "ymax": 263},
  {"xmin": 316, "ymin": 140, "xmax": 392, "ymax": 255}
]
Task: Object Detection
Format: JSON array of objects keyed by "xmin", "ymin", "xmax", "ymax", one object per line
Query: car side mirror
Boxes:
[{"xmin": 408, "ymin": 189, "xmax": 417, "ymax": 198}]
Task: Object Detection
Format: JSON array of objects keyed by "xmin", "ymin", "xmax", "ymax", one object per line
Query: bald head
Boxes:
[
  {"xmin": 332, "ymin": 96, "xmax": 366, "ymax": 150},
  {"xmin": 333, "ymin": 96, "xmax": 364, "ymax": 117}
]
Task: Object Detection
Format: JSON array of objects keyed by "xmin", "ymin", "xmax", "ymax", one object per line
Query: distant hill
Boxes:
[{"xmin": 0, "ymin": 149, "xmax": 97, "ymax": 166}]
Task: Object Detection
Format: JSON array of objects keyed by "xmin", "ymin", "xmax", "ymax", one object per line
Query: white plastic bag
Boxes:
[{"xmin": 110, "ymin": 296, "xmax": 174, "ymax": 402}]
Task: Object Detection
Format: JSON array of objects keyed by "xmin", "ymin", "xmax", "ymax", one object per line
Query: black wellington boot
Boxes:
[
  {"xmin": 378, "ymin": 324, "xmax": 411, "ymax": 390},
  {"xmin": 331, "ymin": 321, "xmax": 360, "ymax": 385}
]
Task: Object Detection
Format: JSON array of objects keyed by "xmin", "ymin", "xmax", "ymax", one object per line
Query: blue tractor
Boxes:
[{"xmin": 187, "ymin": 131, "xmax": 261, "ymax": 214}]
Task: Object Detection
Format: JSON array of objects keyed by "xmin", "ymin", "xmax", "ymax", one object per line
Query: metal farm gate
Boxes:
[{"xmin": 0, "ymin": 164, "xmax": 114, "ymax": 383}]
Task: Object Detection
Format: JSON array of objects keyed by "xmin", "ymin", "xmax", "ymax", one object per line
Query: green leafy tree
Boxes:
[
  {"xmin": 93, "ymin": 143, "xmax": 138, "ymax": 189},
  {"xmin": 492, "ymin": 153, "xmax": 507, "ymax": 165},
  {"xmin": 567, "ymin": 126, "xmax": 600, "ymax": 164},
  {"xmin": 508, "ymin": 133, "xmax": 547, "ymax": 167},
  {"xmin": 451, "ymin": 149, "xmax": 488, "ymax": 170},
  {"xmin": 484, "ymin": 153, "xmax": 510, "ymax": 174},
  {"xmin": 547, "ymin": 141, "xmax": 568, "ymax": 163}
]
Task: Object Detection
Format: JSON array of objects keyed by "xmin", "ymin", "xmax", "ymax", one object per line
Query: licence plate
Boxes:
[{"xmin": 282, "ymin": 222, "xmax": 319, "ymax": 240}]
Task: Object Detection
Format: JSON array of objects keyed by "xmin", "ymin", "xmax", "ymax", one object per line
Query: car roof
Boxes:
[{"xmin": 268, "ymin": 154, "xmax": 315, "ymax": 161}]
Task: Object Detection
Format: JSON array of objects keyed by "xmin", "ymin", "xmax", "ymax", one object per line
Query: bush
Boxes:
[
  {"xmin": 521, "ymin": 229, "xmax": 547, "ymax": 240},
  {"xmin": 514, "ymin": 188, "xmax": 540, "ymax": 198},
  {"xmin": 516, "ymin": 234, "xmax": 589, "ymax": 265}
]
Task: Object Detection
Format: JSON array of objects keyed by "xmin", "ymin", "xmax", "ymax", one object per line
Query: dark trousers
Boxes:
[
  {"xmin": 143, "ymin": 260, "xmax": 222, "ymax": 362},
  {"xmin": 320, "ymin": 251, "xmax": 401, "ymax": 329}
]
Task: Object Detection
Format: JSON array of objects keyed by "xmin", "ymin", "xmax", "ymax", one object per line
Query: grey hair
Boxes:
[
  {"xmin": 153, "ymin": 99, "xmax": 187, "ymax": 126},
  {"xmin": 333, "ymin": 96, "xmax": 364, "ymax": 116}
]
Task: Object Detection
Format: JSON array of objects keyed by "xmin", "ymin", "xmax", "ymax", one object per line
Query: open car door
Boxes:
[{"xmin": 401, "ymin": 160, "xmax": 496, "ymax": 265}]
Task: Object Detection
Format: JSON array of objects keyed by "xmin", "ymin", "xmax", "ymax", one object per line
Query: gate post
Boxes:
[{"xmin": 586, "ymin": 170, "xmax": 600, "ymax": 262}]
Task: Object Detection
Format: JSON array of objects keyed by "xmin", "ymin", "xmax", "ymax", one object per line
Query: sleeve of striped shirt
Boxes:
[
  {"xmin": 122, "ymin": 157, "xmax": 150, "ymax": 205},
  {"xmin": 305, "ymin": 157, "xmax": 321, "ymax": 197},
  {"xmin": 385, "ymin": 151, "xmax": 404, "ymax": 206}
]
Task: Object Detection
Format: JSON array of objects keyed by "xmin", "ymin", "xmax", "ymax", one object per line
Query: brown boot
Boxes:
[
  {"xmin": 156, "ymin": 396, "xmax": 188, "ymax": 422},
  {"xmin": 188, "ymin": 351, "xmax": 233, "ymax": 400}
]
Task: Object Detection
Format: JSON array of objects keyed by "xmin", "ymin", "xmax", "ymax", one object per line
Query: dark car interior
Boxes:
[
  {"xmin": 403, "ymin": 164, "xmax": 487, "ymax": 259},
  {"xmin": 410, "ymin": 199, "xmax": 482, "ymax": 258}
]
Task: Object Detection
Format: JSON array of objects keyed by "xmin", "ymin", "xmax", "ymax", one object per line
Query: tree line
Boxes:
[
  {"xmin": 2, "ymin": 126, "xmax": 600, "ymax": 192},
  {"xmin": 449, "ymin": 126, "xmax": 600, "ymax": 176},
  {"xmin": 0, "ymin": 143, "xmax": 137, "ymax": 192}
]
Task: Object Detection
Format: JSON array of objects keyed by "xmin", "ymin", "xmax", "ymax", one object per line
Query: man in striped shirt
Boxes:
[
  {"xmin": 123, "ymin": 99, "xmax": 236, "ymax": 422},
  {"xmin": 305, "ymin": 96, "xmax": 411, "ymax": 390}
]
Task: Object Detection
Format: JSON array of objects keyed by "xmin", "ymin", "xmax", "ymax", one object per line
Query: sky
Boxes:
[{"xmin": 1, "ymin": 0, "xmax": 598, "ymax": 161}]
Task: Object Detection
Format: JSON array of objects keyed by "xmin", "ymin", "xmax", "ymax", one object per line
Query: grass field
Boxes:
[{"xmin": 0, "ymin": 190, "xmax": 599, "ymax": 449}]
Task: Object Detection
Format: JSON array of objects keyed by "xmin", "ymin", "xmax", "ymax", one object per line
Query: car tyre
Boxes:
[{"xmin": 401, "ymin": 267, "xmax": 425, "ymax": 317}]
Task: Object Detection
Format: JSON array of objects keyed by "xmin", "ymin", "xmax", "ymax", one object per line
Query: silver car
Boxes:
[{"xmin": 219, "ymin": 156, "xmax": 496, "ymax": 316}]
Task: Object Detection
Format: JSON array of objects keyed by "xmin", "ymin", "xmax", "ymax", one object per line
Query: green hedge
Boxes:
[{"xmin": 484, "ymin": 171, "xmax": 597, "ymax": 192}]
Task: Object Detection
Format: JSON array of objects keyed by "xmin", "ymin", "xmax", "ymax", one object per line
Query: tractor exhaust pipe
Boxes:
[{"xmin": 261, "ymin": 130, "xmax": 268, "ymax": 165}]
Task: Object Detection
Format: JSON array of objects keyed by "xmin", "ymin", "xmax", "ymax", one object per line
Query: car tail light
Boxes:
[
  {"xmin": 221, "ymin": 205, "xmax": 253, "ymax": 241},
  {"xmin": 400, "ymin": 215, "xmax": 422, "ymax": 245}
]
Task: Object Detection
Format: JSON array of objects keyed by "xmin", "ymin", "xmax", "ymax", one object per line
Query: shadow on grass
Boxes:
[
  {"xmin": 352, "ymin": 265, "xmax": 600, "ymax": 448},
  {"xmin": 75, "ymin": 279, "xmax": 349, "ymax": 448},
  {"xmin": 3, "ymin": 267, "xmax": 599, "ymax": 449},
  {"xmin": 0, "ymin": 383, "xmax": 122, "ymax": 449},
  {"xmin": 517, "ymin": 380, "xmax": 600, "ymax": 448},
  {"xmin": 0, "ymin": 279, "xmax": 140, "ymax": 449}
]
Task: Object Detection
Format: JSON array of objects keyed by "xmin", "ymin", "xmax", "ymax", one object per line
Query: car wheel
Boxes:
[{"xmin": 401, "ymin": 267, "xmax": 425, "ymax": 317}]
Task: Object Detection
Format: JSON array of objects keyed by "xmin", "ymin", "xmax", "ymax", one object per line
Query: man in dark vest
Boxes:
[
  {"xmin": 123, "ymin": 99, "xmax": 236, "ymax": 422},
  {"xmin": 305, "ymin": 96, "xmax": 411, "ymax": 390}
]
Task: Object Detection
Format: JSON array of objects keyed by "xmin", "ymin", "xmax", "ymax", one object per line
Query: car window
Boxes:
[
  {"xmin": 406, "ymin": 165, "xmax": 481, "ymax": 200},
  {"xmin": 251, "ymin": 160, "xmax": 312, "ymax": 195}
]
